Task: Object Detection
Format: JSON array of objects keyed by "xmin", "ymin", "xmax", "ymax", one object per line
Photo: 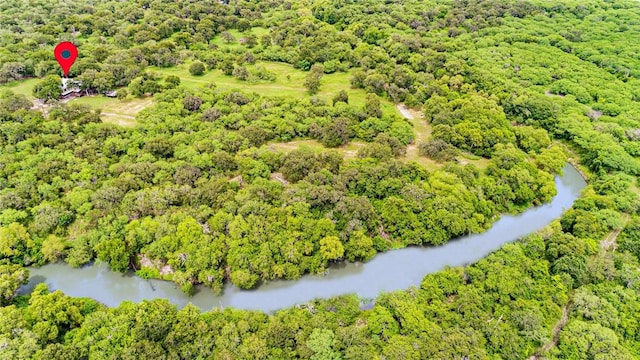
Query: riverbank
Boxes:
[{"xmin": 20, "ymin": 163, "xmax": 586, "ymax": 313}]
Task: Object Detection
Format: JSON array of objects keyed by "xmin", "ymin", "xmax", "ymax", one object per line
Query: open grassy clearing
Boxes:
[
  {"xmin": 69, "ymin": 96, "xmax": 152, "ymax": 127},
  {"xmin": 268, "ymin": 104, "xmax": 490, "ymax": 171},
  {"xmin": 1, "ymin": 78, "xmax": 39, "ymax": 100},
  {"xmin": 459, "ymin": 153, "xmax": 491, "ymax": 169},
  {"xmin": 3, "ymin": 59, "xmax": 398, "ymax": 127},
  {"xmin": 208, "ymin": 27, "xmax": 270, "ymax": 49},
  {"xmin": 0, "ymin": 33, "xmax": 486, "ymax": 170},
  {"xmin": 149, "ymin": 63, "xmax": 304, "ymax": 97},
  {"xmin": 149, "ymin": 61, "xmax": 398, "ymax": 117},
  {"xmin": 0, "ymin": 76, "xmax": 145, "ymax": 127},
  {"xmin": 2, "ymin": 26, "xmax": 399, "ymax": 124},
  {"xmin": 267, "ymin": 139, "xmax": 366, "ymax": 160},
  {"xmin": 2, "ymin": 70, "xmax": 488, "ymax": 171},
  {"xmin": 398, "ymin": 104, "xmax": 489, "ymax": 170}
]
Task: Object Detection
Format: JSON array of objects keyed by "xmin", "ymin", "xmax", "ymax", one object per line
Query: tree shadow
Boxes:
[{"xmin": 17, "ymin": 275, "xmax": 47, "ymax": 295}]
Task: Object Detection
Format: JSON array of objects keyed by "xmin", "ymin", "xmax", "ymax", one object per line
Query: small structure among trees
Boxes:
[
  {"xmin": 33, "ymin": 76, "xmax": 118, "ymax": 102},
  {"xmin": 61, "ymin": 78, "xmax": 82, "ymax": 100}
]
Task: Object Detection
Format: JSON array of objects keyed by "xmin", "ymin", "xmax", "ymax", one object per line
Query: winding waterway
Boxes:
[{"xmin": 20, "ymin": 163, "xmax": 586, "ymax": 313}]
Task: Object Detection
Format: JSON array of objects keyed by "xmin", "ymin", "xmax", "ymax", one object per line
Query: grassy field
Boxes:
[
  {"xmin": 268, "ymin": 139, "xmax": 366, "ymax": 160},
  {"xmin": 1, "ymin": 78, "xmax": 40, "ymax": 99},
  {"xmin": 208, "ymin": 27, "xmax": 270, "ymax": 49},
  {"xmin": 0, "ymin": 28, "xmax": 482, "ymax": 169},
  {"xmin": 0, "ymin": 26, "xmax": 395, "ymax": 123},
  {"xmin": 2, "ymin": 68, "xmax": 486, "ymax": 169},
  {"xmin": 267, "ymin": 105, "xmax": 490, "ymax": 171},
  {"xmin": 69, "ymin": 96, "xmax": 151, "ymax": 127},
  {"xmin": 149, "ymin": 61, "xmax": 398, "ymax": 117},
  {"xmin": 2, "ymin": 60, "xmax": 397, "ymax": 127},
  {"xmin": 0, "ymin": 77, "xmax": 144, "ymax": 127}
]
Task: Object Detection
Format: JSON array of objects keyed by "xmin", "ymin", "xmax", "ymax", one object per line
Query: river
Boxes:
[{"xmin": 20, "ymin": 163, "xmax": 586, "ymax": 313}]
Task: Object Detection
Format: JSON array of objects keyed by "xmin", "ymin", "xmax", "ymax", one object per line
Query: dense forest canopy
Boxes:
[{"xmin": 0, "ymin": 0, "xmax": 639, "ymax": 358}]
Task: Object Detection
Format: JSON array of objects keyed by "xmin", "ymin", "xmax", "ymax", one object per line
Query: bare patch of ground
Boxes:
[
  {"xmin": 601, "ymin": 213, "xmax": 630, "ymax": 251},
  {"xmin": 271, "ymin": 172, "xmax": 289, "ymax": 185},
  {"xmin": 396, "ymin": 104, "xmax": 415, "ymax": 120},
  {"xmin": 100, "ymin": 112, "xmax": 136, "ymax": 127},
  {"xmin": 230, "ymin": 175, "xmax": 244, "ymax": 185},
  {"xmin": 138, "ymin": 254, "xmax": 174, "ymax": 275}
]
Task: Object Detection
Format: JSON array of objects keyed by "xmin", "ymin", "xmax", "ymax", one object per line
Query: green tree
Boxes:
[
  {"xmin": 280, "ymin": 147, "xmax": 319, "ymax": 182},
  {"xmin": 32, "ymin": 75, "xmax": 62, "ymax": 101},
  {"xmin": 320, "ymin": 117, "xmax": 351, "ymax": 147},
  {"xmin": 305, "ymin": 73, "xmax": 322, "ymax": 94},
  {"xmin": 332, "ymin": 90, "xmax": 349, "ymax": 105},
  {"xmin": 183, "ymin": 95, "xmax": 203, "ymax": 112},
  {"xmin": 619, "ymin": 217, "xmax": 640, "ymax": 261},
  {"xmin": 128, "ymin": 77, "xmax": 145, "ymax": 97},
  {"xmin": 307, "ymin": 328, "xmax": 342, "ymax": 360},
  {"xmin": 41, "ymin": 235, "xmax": 66, "ymax": 262},
  {"xmin": 243, "ymin": 35, "xmax": 257, "ymax": 48},
  {"xmin": 357, "ymin": 143, "xmax": 393, "ymax": 161},
  {"xmin": 344, "ymin": 231, "xmax": 376, "ymax": 261},
  {"xmin": 364, "ymin": 93, "xmax": 382, "ymax": 118},
  {"xmin": 220, "ymin": 60, "xmax": 235, "ymax": 76},
  {"xmin": 320, "ymin": 236, "xmax": 344, "ymax": 262},
  {"xmin": 233, "ymin": 65, "xmax": 250, "ymax": 81},
  {"xmin": 116, "ymin": 88, "xmax": 128, "ymax": 101},
  {"xmin": 553, "ymin": 321, "xmax": 634, "ymax": 359},
  {"xmin": 95, "ymin": 238, "xmax": 130, "ymax": 272},
  {"xmin": 418, "ymin": 139, "xmax": 458, "ymax": 162},
  {"xmin": 0, "ymin": 264, "xmax": 28, "ymax": 305},
  {"xmin": 165, "ymin": 75, "xmax": 181, "ymax": 89},
  {"xmin": 189, "ymin": 61, "xmax": 206, "ymax": 76},
  {"xmin": 221, "ymin": 31, "xmax": 235, "ymax": 43},
  {"xmin": 0, "ymin": 223, "xmax": 34, "ymax": 264},
  {"xmin": 304, "ymin": 64, "xmax": 325, "ymax": 94},
  {"xmin": 260, "ymin": 33, "xmax": 271, "ymax": 47}
]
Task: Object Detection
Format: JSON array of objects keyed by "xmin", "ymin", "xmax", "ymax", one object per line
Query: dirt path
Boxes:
[
  {"xmin": 270, "ymin": 172, "xmax": 289, "ymax": 186},
  {"xmin": 601, "ymin": 213, "xmax": 630, "ymax": 251},
  {"xmin": 396, "ymin": 104, "xmax": 414, "ymax": 120},
  {"xmin": 528, "ymin": 300, "xmax": 572, "ymax": 360},
  {"xmin": 396, "ymin": 103, "xmax": 428, "ymax": 155},
  {"xmin": 101, "ymin": 112, "xmax": 135, "ymax": 119},
  {"xmin": 528, "ymin": 213, "xmax": 630, "ymax": 359},
  {"xmin": 267, "ymin": 104, "xmax": 440, "ymax": 168}
]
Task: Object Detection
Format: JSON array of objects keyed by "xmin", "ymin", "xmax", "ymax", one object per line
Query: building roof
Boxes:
[{"xmin": 61, "ymin": 78, "xmax": 82, "ymax": 96}]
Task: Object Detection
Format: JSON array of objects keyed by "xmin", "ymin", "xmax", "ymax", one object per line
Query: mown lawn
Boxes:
[
  {"xmin": 148, "ymin": 60, "xmax": 397, "ymax": 117},
  {"xmin": 1, "ymin": 78, "xmax": 40, "ymax": 99},
  {"xmin": 69, "ymin": 96, "xmax": 152, "ymax": 127},
  {"xmin": 267, "ymin": 139, "xmax": 366, "ymax": 160}
]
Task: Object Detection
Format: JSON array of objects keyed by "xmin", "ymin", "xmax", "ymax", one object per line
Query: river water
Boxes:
[{"xmin": 20, "ymin": 164, "xmax": 586, "ymax": 313}]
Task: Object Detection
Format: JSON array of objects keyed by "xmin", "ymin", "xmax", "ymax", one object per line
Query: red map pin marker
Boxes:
[{"xmin": 54, "ymin": 42, "xmax": 78, "ymax": 77}]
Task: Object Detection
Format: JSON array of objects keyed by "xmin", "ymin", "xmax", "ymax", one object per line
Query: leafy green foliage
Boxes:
[
  {"xmin": 32, "ymin": 75, "xmax": 62, "ymax": 102},
  {"xmin": 2, "ymin": 0, "xmax": 640, "ymax": 358},
  {"xmin": 0, "ymin": 264, "xmax": 28, "ymax": 305},
  {"xmin": 188, "ymin": 62, "xmax": 206, "ymax": 76}
]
